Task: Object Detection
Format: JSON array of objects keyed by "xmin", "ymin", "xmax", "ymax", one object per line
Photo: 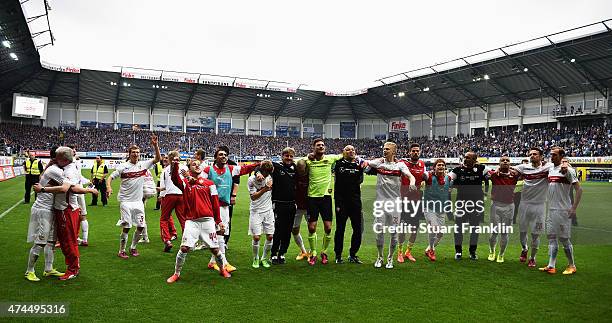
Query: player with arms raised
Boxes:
[
  {"xmin": 166, "ymin": 158, "xmax": 231, "ymax": 283},
  {"xmin": 106, "ymin": 134, "xmax": 161, "ymax": 259}
]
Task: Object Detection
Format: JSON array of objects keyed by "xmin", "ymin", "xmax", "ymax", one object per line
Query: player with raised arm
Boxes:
[
  {"xmin": 539, "ymin": 151, "xmax": 582, "ymax": 275},
  {"xmin": 422, "ymin": 159, "xmax": 451, "ymax": 261},
  {"xmin": 106, "ymin": 134, "xmax": 161, "ymax": 259},
  {"xmin": 512, "ymin": 147, "xmax": 552, "ymax": 267},
  {"xmin": 487, "ymin": 156, "xmax": 519, "ymax": 263},
  {"xmin": 159, "ymin": 151, "xmax": 186, "ymax": 252},
  {"xmin": 248, "ymin": 161, "xmax": 275, "ymax": 268},
  {"xmin": 304, "ymin": 138, "xmax": 346, "ymax": 265},
  {"xmin": 166, "ymin": 158, "xmax": 231, "ymax": 283},
  {"xmin": 398, "ymin": 143, "xmax": 427, "ymax": 263},
  {"xmin": 201, "ymin": 148, "xmax": 260, "ymax": 272},
  {"xmin": 367, "ymin": 142, "xmax": 416, "ymax": 269}
]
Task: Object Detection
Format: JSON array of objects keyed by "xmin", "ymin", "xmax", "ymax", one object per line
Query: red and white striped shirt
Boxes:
[{"xmin": 547, "ymin": 165, "xmax": 578, "ymax": 210}]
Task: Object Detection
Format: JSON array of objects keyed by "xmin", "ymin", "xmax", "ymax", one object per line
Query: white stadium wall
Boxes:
[{"xmin": 16, "ymin": 89, "xmax": 609, "ymax": 140}]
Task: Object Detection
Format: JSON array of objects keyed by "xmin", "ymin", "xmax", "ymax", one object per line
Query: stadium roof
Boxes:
[{"xmin": 1, "ymin": 0, "xmax": 611, "ymax": 122}]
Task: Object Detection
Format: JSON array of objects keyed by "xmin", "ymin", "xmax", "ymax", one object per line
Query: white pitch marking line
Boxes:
[{"xmin": 0, "ymin": 198, "xmax": 25, "ymax": 219}]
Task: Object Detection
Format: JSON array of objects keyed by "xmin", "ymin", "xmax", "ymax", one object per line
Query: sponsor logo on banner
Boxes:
[
  {"xmin": 161, "ymin": 72, "xmax": 199, "ymax": 83},
  {"xmin": 200, "ymin": 79, "xmax": 232, "ymax": 87},
  {"xmin": 85, "ymin": 152, "xmax": 113, "ymax": 158},
  {"xmin": 303, "ymin": 127, "xmax": 314, "ymax": 133},
  {"xmin": 0, "ymin": 156, "xmax": 12, "ymax": 166},
  {"xmin": 14, "ymin": 166, "xmax": 24, "ymax": 176},
  {"xmin": 2, "ymin": 166, "xmax": 15, "ymax": 180},
  {"xmin": 567, "ymin": 156, "xmax": 612, "ymax": 164},
  {"xmin": 41, "ymin": 61, "xmax": 81, "ymax": 73},
  {"xmin": 121, "ymin": 71, "xmax": 161, "ymax": 80},
  {"xmin": 390, "ymin": 121, "xmax": 408, "ymax": 132},
  {"xmin": 31, "ymin": 150, "xmax": 51, "ymax": 157},
  {"xmin": 325, "ymin": 89, "xmax": 368, "ymax": 97}
]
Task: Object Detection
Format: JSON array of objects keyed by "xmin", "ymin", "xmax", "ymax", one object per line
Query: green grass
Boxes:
[{"xmin": 1, "ymin": 173, "xmax": 611, "ymax": 322}]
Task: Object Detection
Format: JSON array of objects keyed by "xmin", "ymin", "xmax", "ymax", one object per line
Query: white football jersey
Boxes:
[
  {"xmin": 53, "ymin": 163, "xmax": 80, "ymax": 210},
  {"xmin": 547, "ymin": 165, "xmax": 578, "ymax": 210},
  {"xmin": 514, "ymin": 162, "xmax": 553, "ymax": 203},
  {"xmin": 33, "ymin": 164, "xmax": 64, "ymax": 210},
  {"xmin": 248, "ymin": 174, "xmax": 273, "ymax": 213},
  {"xmin": 110, "ymin": 159, "xmax": 156, "ymax": 202},
  {"xmin": 368, "ymin": 158, "xmax": 413, "ymax": 201}
]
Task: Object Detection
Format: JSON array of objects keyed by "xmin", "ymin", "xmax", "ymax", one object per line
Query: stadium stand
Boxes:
[{"xmin": 1, "ymin": 121, "xmax": 609, "ymax": 158}]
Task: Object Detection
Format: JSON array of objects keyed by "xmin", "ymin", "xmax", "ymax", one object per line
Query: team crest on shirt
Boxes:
[{"xmin": 198, "ymin": 178, "xmax": 205, "ymax": 185}]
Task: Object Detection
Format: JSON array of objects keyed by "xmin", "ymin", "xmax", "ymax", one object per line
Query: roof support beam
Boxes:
[
  {"xmin": 150, "ymin": 86, "xmax": 160, "ymax": 114},
  {"xmin": 461, "ymin": 58, "xmax": 522, "ymax": 109},
  {"xmin": 244, "ymin": 97, "xmax": 261, "ymax": 120},
  {"xmin": 346, "ymin": 96, "xmax": 359, "ymax": 122},
  {"xmin": 274, "ymin": 100, "xmax": 291, "ymax": 121},
  {"xmin": 76, "ymin": 72, "xmax": 80, "ymax": 105},
  {"xmin": 410, "ymin": 77, "xmax": 462, "ymax": 112},
  {"xmin": 113, "ymin": 73, "xmax": 123, "ymax": 112},
  {"xmin": 545, "ymin": 36, "xmax": 608, "ymax": 98},
  {"xmin": 300, "ymin": 93, "xmax": 326, "ymax": 119},
  {"xmin": 215, "ymin": 87, "xmax": 232, "ymax": 117},
  {"xmin": 45, "ymin": 71, "xmax": 59, "ymax": 97},
  {"xmin": 321, "ymin": 97, "xmax": 337, "ymax": 124},
  {"xmin": 358, "ymin": 95, "xmax": 390, "ymax": 123},
  {"xmin": 430, "ymin": 67, "xmax": 489, "ymax": 111},
  {"xmin": 369, "ymin": 89, "xmax": 425, "ymax": 117},
  {"xmin": 499, "ymin": 48, "xmax": 562, "ymax": 104},
  {"xmin": 184, "ymin": 83, "xmax": 198, "ymax": 116}
]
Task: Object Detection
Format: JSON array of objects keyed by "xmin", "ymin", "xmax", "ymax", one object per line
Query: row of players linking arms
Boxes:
[{"xmin": 23, "ymin": 134, "xmax": 581, "ymax": 283}]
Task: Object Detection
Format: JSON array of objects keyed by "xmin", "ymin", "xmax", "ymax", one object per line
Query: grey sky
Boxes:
[{"xmin": 22, "ymin": 0, "xmax": 612, "ymax": 92}]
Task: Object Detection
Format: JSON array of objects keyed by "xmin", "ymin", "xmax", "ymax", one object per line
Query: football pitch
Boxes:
[{"xmin": 1, "ymin": 173, "xmax": 611, "ymax": 322}]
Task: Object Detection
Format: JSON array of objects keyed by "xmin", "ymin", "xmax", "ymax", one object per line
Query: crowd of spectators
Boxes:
[{"xmin": 1, "ymin": 120, "xmax": 610, "ymax": 158}]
